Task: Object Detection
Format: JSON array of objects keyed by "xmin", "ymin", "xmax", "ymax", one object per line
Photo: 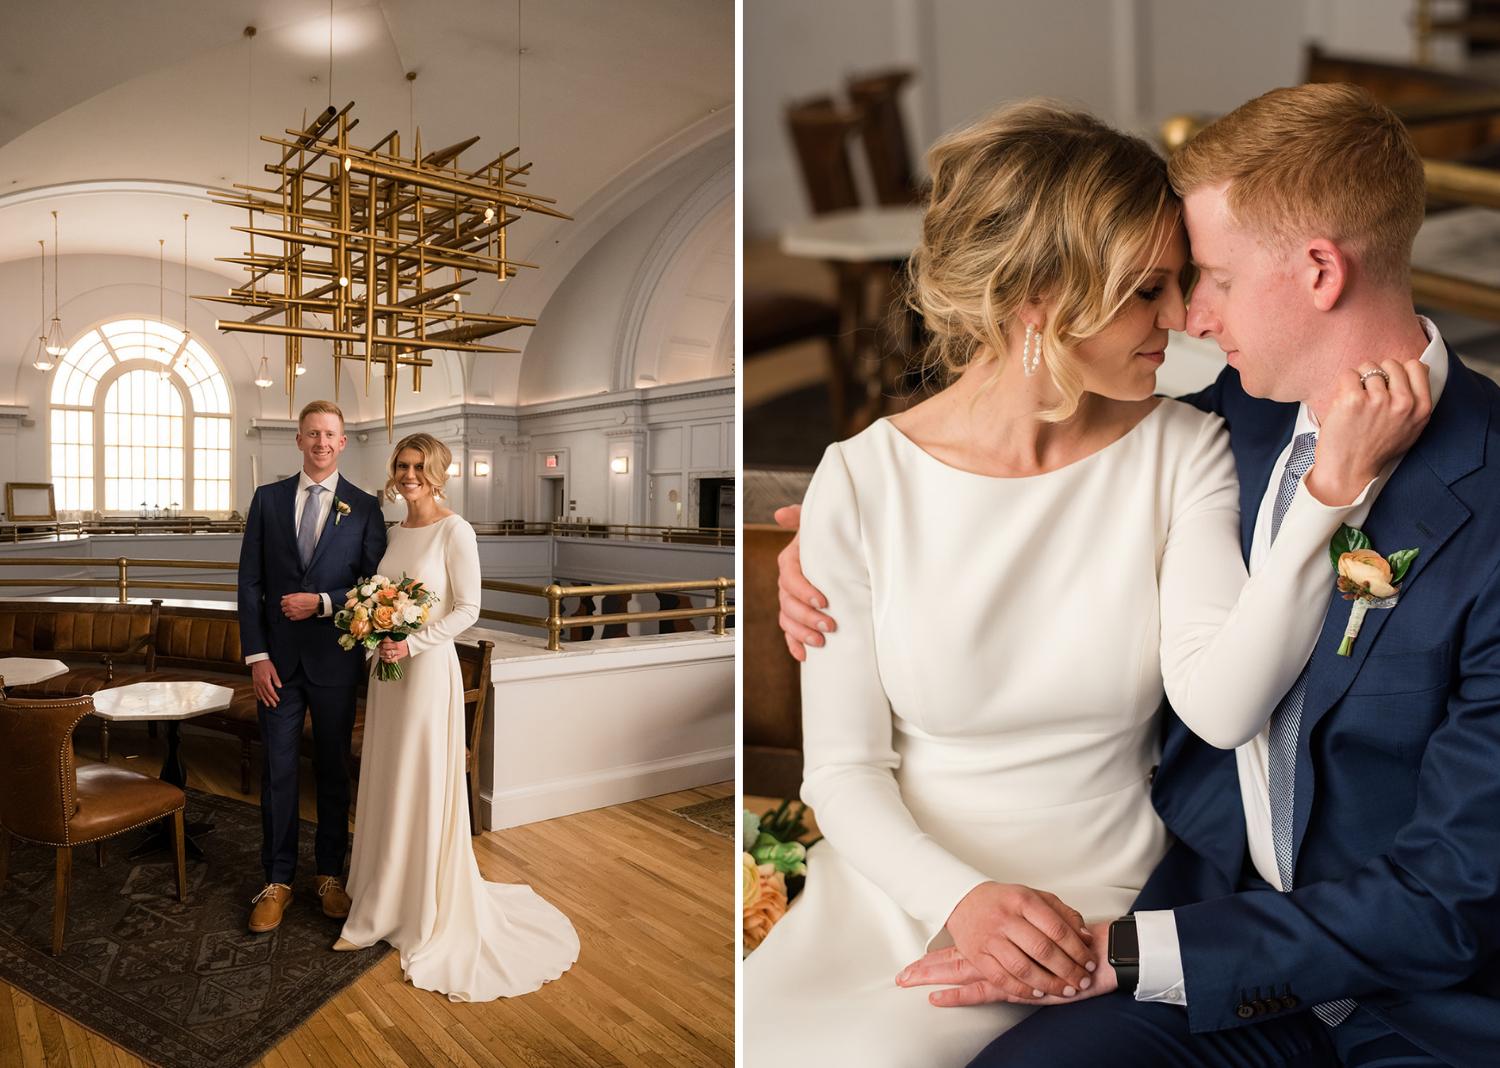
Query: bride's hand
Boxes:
[
  {"xmin": 897, "ymin": 924, "xmax": 1117, "ymax": 1007},
  {"xmin": 377, "ymin": 637, "xmax": 408, "ymax": 663},
  {"xmin": 935, "ymin": 882, "xmax": 1097, "ymax": 1001},
  {"xmin": 1305, "ymin": 358, "xmax": 1431, "ymax": 507}
]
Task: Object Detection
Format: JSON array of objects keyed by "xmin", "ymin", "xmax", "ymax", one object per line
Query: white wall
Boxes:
[{"xmin": 745, "ymin": 0, "xmax": 1421, "ymax": 239}]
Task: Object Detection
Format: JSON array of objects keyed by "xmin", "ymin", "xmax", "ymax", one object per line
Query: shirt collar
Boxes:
[
  {"xmin": 1295, "ymin": 315, "xmax": 1448, "ymax": 437},
  {"xmin": 297, "ymin": 468, "xmax": 340, "ymax": 494}
]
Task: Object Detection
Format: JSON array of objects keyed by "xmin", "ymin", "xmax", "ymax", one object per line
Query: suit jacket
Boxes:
[
  {"xmin": 237, "ymin": 473, "xmax": 388, "ymax": 689},
  {"xmin": 1133, "ymin": 348, "xmax": 1500, "ymax": 1067}
]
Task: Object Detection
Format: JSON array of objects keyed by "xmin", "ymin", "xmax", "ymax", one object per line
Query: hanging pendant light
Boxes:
[
  {"xmin": 181, "ymin": 214, "xmax": 191, "ymax": 346},
  {"xmin": 157, "ymin": 239, "xmax": 173, "ymax": 380},
  {"xmin": 32, "ymin": 239, "xmax": 53, "ymax": 371},
  {"xmin": 254, "ymin": 335, "xmax": 272, "ymax": 388},
  {"xmin": 44, "ymin": 211, "xmax": 66, "ymax": 357}
]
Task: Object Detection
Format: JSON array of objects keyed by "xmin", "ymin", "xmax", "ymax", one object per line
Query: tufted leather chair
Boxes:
[{"xmin": 0, "ymin": 694, "xmax": 187, "ymax": 954}]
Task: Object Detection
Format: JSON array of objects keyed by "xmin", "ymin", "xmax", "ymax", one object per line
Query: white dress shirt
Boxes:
[
  {"xmin": 244, "ymin": 468, "xmax": 342, "ymax": 666},
  {"xmin": 1135, "ymin": 317, "xmax": 1449, "ymax": 1005}
]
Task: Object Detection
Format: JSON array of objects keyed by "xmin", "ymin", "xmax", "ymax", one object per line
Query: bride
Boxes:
[
  {"xmin": 742, "ymin": 102, "xmax": 1427, "ymax": 1065},
  {"xmin": 333, "ymin": 432, "xmax": 579, "ymax": 1000}
]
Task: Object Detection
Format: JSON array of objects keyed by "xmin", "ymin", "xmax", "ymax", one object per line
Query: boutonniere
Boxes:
[
  {"xmin": 1328, "ymin": 523, "xmax": 1418, "ymax": 656},
  {"xmin": 333, "ymin": 497, "xmax": 351, "ymax": 525}
]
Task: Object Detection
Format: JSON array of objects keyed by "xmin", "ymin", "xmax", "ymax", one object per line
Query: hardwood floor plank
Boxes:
[
  {"xmin": 344, "ymin": 1010, "xmax": 410, "ymax": 1068},
  {"xmin": 33, "ymin": 1008, "xmax": 72, "ymax": 1068},
  {"xmin": 54, "ymin": 1017, "xmax": 96, "ymax": 1068},
  {"xmin": 10, "ymin": 989, "xmax": 48, "ymax": 1068},
  {"xmin": 0, "ymin": 982, "xmax": 23, "ymax": 1067}
]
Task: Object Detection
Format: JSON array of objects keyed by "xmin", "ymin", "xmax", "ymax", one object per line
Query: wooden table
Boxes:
[
  {"xmin": 92, "ymin": 680, "xmax": 234, "ymax": 860},
  {"xmin": 0, "ymin": 656, "xmax": 68, "ymax": 693},
  {"xmin": 781, "ymin": 206, "xmax": 926, "ymax": 433}
]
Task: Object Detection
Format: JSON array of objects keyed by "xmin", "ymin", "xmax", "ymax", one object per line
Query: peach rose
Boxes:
[
  {"xmin": 372, "ymin": 604, "xmax": 397, "ymax": 631},
  {"xmin": 742, "ymin": 860, "xmax": 788, "ymax": 954},
  {"xmin": 350, "ymin": 618, "xmax": 372, "ymax": 639},
  {"xmin": 1338, "ymin": 549, "xmax": 1395, "ymax": 598},
  {"xmin": 380, "ymin": 587, "xmax": 398, "ymax": 602}
]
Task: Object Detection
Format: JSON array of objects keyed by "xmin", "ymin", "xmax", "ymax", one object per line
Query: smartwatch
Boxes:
[{"xmin": 1108, "ymin": 916, "xmax": 1139, "ymax": 996}]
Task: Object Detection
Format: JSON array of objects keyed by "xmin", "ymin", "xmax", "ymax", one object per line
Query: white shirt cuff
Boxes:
[
  {"xmin": 245, "ymin": 652, "xmax": 270, "ymax": 665},
  {"xmin": 319, "ymin": 592, "xmax": 332, "ymax": 617},
  {"xmin": 1134, "ymin": 910, "xmax": 1187, "ymax": 1005}
]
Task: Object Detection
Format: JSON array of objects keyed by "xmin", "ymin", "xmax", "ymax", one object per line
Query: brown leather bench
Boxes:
[{"xmin": 0, "ymin": 599, "xmax": 493, "ymax": 807}]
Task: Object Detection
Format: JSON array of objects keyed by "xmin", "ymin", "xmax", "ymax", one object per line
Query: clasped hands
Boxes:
[{"xmin": 896, "ymin": 881, "xmax": 1116, "ymax": 1008}]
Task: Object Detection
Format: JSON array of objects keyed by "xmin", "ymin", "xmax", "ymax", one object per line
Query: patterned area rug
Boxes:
[
  {"xmin": 671, "ymin": 796, "xmax": 736, "ymax": 839},
  {"xmin": 0, "ymin": 787, "xmax": 389, "ymax": 1068}
]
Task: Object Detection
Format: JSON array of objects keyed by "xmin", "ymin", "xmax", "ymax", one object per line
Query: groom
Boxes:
[
  {"xmin": 238, "ymin": 399, "xmax": 387, "ymax": 933},
  {"xmin": 778, "ymin": 84, "xmax": 1500, "ymax": 1066}
]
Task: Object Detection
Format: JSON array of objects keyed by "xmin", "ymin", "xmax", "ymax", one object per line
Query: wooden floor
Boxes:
[{"xmin": 0, "ymin": 724, "xmax": 735, "ymax": 1068}]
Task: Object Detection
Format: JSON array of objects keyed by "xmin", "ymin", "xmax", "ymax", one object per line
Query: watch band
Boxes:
[{"xmin": 1108, "ymin": 916, "xmax": 1139, "ymax": 996}]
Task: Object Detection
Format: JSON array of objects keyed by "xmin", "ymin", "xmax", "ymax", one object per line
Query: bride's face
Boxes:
[
  {"xmin": 1069, "ymin": 225, "xmax": 1189, "ymax": 402},
  {"xmin": 392, "ymin": 448, "xmax": 433, "ymax": 503}
]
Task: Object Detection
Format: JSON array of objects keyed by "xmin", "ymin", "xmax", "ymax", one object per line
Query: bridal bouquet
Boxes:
[
  {"xmin": 741, "ymin": 800, "xmax": 817, "ymax": 956},
  {"xmin": 335, "ymin": 572, "xmax": 439, "ymax": 681}
]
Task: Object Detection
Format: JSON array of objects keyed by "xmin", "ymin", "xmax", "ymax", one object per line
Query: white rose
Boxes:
[
  {"xmin": 359, "ymin": 584, "xmax": 374, "ymax": 598},
  {"xmin": 404, "ymin": 604, "xmax": 423, "ymax": 624}
]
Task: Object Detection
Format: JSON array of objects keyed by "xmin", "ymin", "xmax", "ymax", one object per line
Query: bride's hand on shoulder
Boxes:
[
  {"xmin": 1306, "ymin": 358, "xmax": 1432, "ymax": 506},
  {"xmin": 896, "ymin": 922, "xmax": 1117, "ymax": 1008},
  {"xmin": 920, "ymin": 882, "xmax": 1098, "ymax": 1003}
]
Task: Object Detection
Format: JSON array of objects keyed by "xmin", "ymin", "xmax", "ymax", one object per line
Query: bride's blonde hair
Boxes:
[
  {"xmin": 910, "ymin": 100, "xmax": 1183, "ymax": 421},
  {"xmin": 384, "ymin": 432, "xmax": 453, "ymax": 501}
]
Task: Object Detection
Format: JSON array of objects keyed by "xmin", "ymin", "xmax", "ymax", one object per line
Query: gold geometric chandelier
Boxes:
[{"xmin": 203, "ymin": 101, "xmax": 570, "ymax": 436}]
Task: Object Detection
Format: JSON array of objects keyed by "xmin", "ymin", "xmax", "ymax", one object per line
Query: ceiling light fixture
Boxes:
[
  {"xmin": 254, "ymin": 334, "xmax": 272, "ymax": 389},
  {"xmin": 32, "ymin": 240, "xmax": 53, "ymax": 371},
  {"xmin": 158, "ymin": 239, "xmax": 173, "ymax": 380},
  {"xmin": 44, "ymin": 212, "xmax": 66, "ymax": 357}
]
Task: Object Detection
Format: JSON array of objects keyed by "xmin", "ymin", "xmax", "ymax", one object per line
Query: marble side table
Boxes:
[
  {"xmin": 92, "ymin": 680, "xmax": 234, "ymax": 860},
  {"xmin": 0, "ymin": 657, "xmax": 69, "ymax": 694}
]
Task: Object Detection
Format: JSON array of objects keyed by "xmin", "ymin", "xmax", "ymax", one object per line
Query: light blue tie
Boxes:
[
  {"xmin": 297, "ymin": 484, "xmax": 325, "ymax": 568},
  {"xmin": 1265, "ymin": 432, "xmax": 1357, "ymax": 1027}
]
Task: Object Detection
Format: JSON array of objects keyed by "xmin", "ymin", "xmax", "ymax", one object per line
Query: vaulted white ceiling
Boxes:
[{"xmin": 0, "ymin": 0, "xmax": 734, "ymax": 283}]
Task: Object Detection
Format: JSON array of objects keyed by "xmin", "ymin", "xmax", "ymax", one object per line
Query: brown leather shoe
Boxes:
[
  {"xmin": 249, "ymin": 883, "xmax": 292, "ymax": 933},
  {"xmin": 317, "ymin": 875, "xmax": 351, "ymax": 919}
]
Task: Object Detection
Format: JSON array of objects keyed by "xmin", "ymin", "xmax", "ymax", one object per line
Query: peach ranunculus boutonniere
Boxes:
[
  {"xmin": 1330, "ymin": 524, "xmax": 1417, "ymax": 656},
  {"xmin": 332, "ymin": 496, "xmax": 351, "ymax": 524}
]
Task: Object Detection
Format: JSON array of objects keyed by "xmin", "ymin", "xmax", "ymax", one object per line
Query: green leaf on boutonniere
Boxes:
[
  {"xmin": 1387, "ymin": 547, "xmax": 1419, "ymax": 584},
  {"xmin": 1328, "ymin": 523, "xmax": 1372, "ymax": 571}
]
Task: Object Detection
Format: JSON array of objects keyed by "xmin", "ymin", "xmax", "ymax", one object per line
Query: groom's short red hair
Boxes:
[
  {"xmin": 297, "ymin": 399, "xmax": 345, "ymax": 430},
  {"xmin": 1168, "ymin": 83, "xmax": 1424, "ymax": 288}
]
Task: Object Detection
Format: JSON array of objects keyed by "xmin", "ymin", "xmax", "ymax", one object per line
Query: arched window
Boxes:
[{"xmin": 50, "ymin": 319, "xmax": 233, "ymax": 514}]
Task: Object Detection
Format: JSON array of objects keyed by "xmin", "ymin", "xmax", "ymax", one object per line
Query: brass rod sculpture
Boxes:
[{"xmin": 204, "ymin": 101, "xmax": 568, "ymax": 436}]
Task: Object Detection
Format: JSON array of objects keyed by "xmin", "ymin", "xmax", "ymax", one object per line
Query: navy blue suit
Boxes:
[
  {"xmin": 974, "ymin": 351, "xmax": 1500, "ymax": 1068},
  {"xmin": 238, "ymin": 473, "xmax": 386, "ymax": 884}
]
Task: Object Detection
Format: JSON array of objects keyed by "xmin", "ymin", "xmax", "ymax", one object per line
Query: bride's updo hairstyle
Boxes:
[
  {"xmin": 911, "ymin": 100, "xmax": 1181, "ymax": 421},
  {"xmin": 384, "ymin": 432, "xmax": 453, "ymax": 501}
]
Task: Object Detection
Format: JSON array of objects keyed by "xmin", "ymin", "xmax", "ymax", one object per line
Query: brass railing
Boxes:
[
  {"xmin": 0, "ymin": 557, "xmax": 239, "ymax": 600},
  {"xmin": 480, "ymin": 577, "xmax": 735, "ymax": 652},
  {"xmin": 471, "ymin": 521, "xmax": 734, "ymax": 545},
  {"xmin": 0, "ymin": 556, "xmax": 735, "ymax": 652}
]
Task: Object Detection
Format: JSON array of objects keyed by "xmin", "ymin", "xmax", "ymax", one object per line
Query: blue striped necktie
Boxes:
[
  {"xmin": 1265, "ymin": 432, "xmax": 1357, "ymax": 1027},
  {"xmin": 298, "ymin": 484, "xmax": 325, "ymax": 568}
]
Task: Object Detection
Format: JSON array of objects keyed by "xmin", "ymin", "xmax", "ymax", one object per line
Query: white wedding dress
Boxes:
[
  {"xmin": 339, "ymin": 513, "xmax": 579, "ymax": 1001},
  {"xmin": 743, "ymin": 401, "xmax": 1356, "ymax": 1066}
]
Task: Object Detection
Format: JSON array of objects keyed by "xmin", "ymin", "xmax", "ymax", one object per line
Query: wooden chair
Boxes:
[
  {"xmin": 458, "ymin": 639, "xmax": 495, "ymax": 836},
  {"xmin": 847, "ymin": 69, "xmax": 923, "ymax": 205},
  {"xmin": 0, "ymin": 694, "xmax": 186, "ymax": 955},
  {"xmin": 743, "ymin": 525, "xmax": 805, "ymax": 799},
  {"xmin": 786, "ymin": 98, "xmax": 862, "ymax": 215}
]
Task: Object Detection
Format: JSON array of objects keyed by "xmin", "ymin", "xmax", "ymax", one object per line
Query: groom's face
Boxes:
[
  {"xmin": 1183, "ymin": 183, "xmax": 1317, "ymax": 405},
  {"xmin": 296, "ymin": 413, "xmax": 346, "ymax": 480}
]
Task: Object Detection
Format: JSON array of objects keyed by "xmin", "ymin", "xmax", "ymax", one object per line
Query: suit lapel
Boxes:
[
  {"xmin": 1232, "ymin": 403, "xmax": 1298, "ymax": 562},
  {"xmin": 1291, "ymin": 349, "xmax": 1484, "ymax": 860},
  {"xmin": 277, "ymin": 476, "xmax": 301, "ymax": 561}
]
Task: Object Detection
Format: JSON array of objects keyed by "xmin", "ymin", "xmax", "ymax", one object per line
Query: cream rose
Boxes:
[
  {"xmin": 741, "ymin": 853, "xmax": 760, "ymax": 909},
  {"xmin": 372, "ymin": 604, "xmax": 397, "ymax": 631},
  {"xmin": 1338, "ymin": 549, "xmax": 1395, "ymax": 598}
]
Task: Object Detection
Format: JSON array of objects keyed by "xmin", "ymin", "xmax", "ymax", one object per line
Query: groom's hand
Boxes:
[
  {"xmin": 939, "ymin": 882, "xmax": 1098, "ymax": 1001},
  {"xmin": 251, "ymin": 660, "xmax": 282, "ymax": 707},
  {"xmin": 280, "ymin": 593, "xmax": 320, "ymax": 621},
  {"xmin": 774, "ymin": 505, "xmax": 836, "ymax": 661},
  {"xmin": 898, "ymin": 927, "xmax": 1118, "ymax": 1007}
]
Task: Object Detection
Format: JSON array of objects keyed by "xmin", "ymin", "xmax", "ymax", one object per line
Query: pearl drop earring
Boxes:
[{"xmin": 1022, "ymin": 324, "xmax": 1042, "ymax": 377}]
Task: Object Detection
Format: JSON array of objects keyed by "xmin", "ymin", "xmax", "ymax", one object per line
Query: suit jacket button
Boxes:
[
  {"xmin": 1264, "ymin": 997, "xmax": 1283, "ymax": 1013},
  {"xmin": 1236, "ymin": 1003, "xmax": 1255, "ymax": 1019},
  {"xmin": 1250, "ymin": 1000, "xmax": 1267, "ymax": 1015},
  {"xmin": 1281, "ymin": 995, "xmax": 1300, "ymax": 1010}
]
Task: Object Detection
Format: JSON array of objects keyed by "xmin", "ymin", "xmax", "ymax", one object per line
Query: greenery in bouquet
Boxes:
[
  {"xmin": 334, "ymin": 572, "xmax": 440, "ymax": 681},
  {"xmin": 741, "ymin": 799, "xmax": 821, "ymax": 956}
]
